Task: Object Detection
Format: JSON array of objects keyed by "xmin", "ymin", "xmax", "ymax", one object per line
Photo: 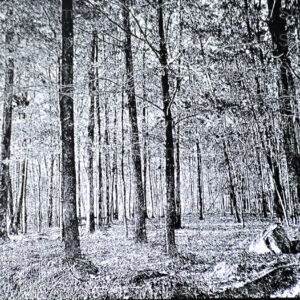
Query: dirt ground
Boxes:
[{"xmin": 0, "ymin": 214, "xmax": 299, "ymax": 299}]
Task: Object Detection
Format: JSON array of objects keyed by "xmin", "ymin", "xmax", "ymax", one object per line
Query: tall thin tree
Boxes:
[
  {"xmin": 0, "ymin": 9, "xmax": 14, "ymax": 239},
  {"xmin": 157, "ymin": 0, "xmax": 176, "ymax": 255},
  {"xmin": 86, "ymin": 30, "xmax": 98, "ymax": 233},
  {"xmin": 122, "ymin": 0, "xmax": 147, "ymax": 242},
  {"xmin": 60, "ymin": 0, "xmax": 81, "ymax": 258}
]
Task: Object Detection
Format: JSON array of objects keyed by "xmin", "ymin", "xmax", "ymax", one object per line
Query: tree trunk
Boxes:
[
  {"xmin": 105, "ymin": 100, "xmax": 110, "ymax": 225},
  {"xmin": 12, "ymin": 158, "xmax": 27, "ymax": 234},
  {"xmin": 196, "ymin": 142, "xmax": 204, "ymax": 220},
  {"xmin": 267, "ymin": 0, "xmax": 300, "ymax": 206},
  {"xmin": 0, "ymin": 22, "xmax": 14, "ymax": 239},
  {"xmin": 112, "ymin": 108, "xmax": 118, "ymax": 220},
  {"xmin": 121, "ymin": 87, "xmax": 128, "ymax": 237},
  {"xmin": 60, "ymin": 0, "xmax": 81, "ymax": 258},
  {"xmin": 142, "ymin": 105, "xmax": 148, "ymax": 219},
  {"xmin": 86, "ymin": 30, "xmax": 97, "ymax": 233},
  {"xmin": 76, "ymin": 148, "xmax": 81, "ymax": 222},
  {"xmin": 157, "ymin": 0, "xmax": 176, "ymax": 255},
  {"xmin": 22, "ymin": 159, "xmax": 28, "ymax": 234},
  {"xmin": 175, "ymin": 125, "xmax": 181, "ymax": 228},
  {"xmin": 37, "ymin": 161, "xmax": 42, "ymax": 232},
  {"xmin": 94, "ymin": 43, "xmax": 103, "ymax": 228},
  {"xmin": 122, "ymin": 0, "xmax": 147, "ymax": 243},
  {"xmin": 257, "ymin": 150, "xmax": 268, "ymax": 218},
  {"xmin": 48, "ymin": 155, "xmax": 54, "ymax": 227},
  {"xmin": 223, "ymin": 141, "xmax": 241, "ymax": 223}
]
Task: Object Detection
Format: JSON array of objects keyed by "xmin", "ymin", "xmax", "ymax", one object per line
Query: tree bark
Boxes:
[
  {"xmin": 0, "ymin": 20, "xmax": 14, "ymax": 239},
  {"xmin": 48, "ymin": 155, "xmax": 54, "ymax": 227},
  {"xmin": 175, "ymin": 125, "xmax": 181, "ymax": 228},
  {"xmin": 37, "ymin": 161, "xmax": 42, "ymax": 232},
  {"xmin": 267, "ymin": 0, "xmax": 300, "ymax": 205},
  {"xmin": 104, "ymin": 100, "xmax": 111, "ymax": 224},
  {"xmin": 196, "ymin": 142, "xmax": 204, "ymax": 220},
  {"xmin": 121, "ymin": 87, "xmax": 128, "ymax": 237},
  {"xmin": 22, "ymin": 159, "xmax": 28, "ymax": 234},
  {"xmin": 122, "ymin": 0, "xmax": 147, "ymax": 243},
  {"xmin": 94, "ymin": 38, "xmax": 103, "ymax": 228},
  {"xmin": 223, "ymin": 141, "xmax": 241, "ymax": 223},
  {"xmin": 60, "ymin": 0, "xmax": 81, "ymax": 258},
  {"xmin": 87, "ymin": 30, "xmax": 98, "ymax": 233},
  {"xmin": 157, "ymin": 0, "xmax": 176, "ymax": 255},
  {"xmin": 112, "ymin": 108, "xmax": 118, "ymax": 220},
  {"xmin": 12, "ymin": 158, "xmax": 27, "ymax": 234}
]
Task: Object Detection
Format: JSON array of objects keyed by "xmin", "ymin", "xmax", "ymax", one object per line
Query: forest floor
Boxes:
[{"xmin": 1, "ymin": 214, "xmax": 300, "ymax": 299}]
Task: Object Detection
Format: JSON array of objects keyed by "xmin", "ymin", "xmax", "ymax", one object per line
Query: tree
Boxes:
[
  {"xmin": 175, "ymin": 125, "xmax": 181, "ymax": 228},
  {"xmin": 122, "ymin": 0, "xmax": 147, "ymax": 243},
  {"xmin": 0, "ymin": 9, "xmax": 14, "ymax": 239},
  {"xmin": 86, "ymin": 30, "xmax": 98, "ymax": 233},
  {"xmin": 60, "ymin": 0, "xmax": 81, "ymax": 258},
  {"xmin": 157, "ymin": 0, "xmax": 176, "ymax": 255},
  {"xmin": 267, "ymin": 0, "xmax": 300, "ymax": 206},
  {"xmin": 196, "ymin": 142, "xmax": 204, "ymax": 220}
]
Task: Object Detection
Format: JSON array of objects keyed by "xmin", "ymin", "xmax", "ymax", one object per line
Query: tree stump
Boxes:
[{"xmin": 249, "ymin": 224, "xmax": 292, "ymax": 254}]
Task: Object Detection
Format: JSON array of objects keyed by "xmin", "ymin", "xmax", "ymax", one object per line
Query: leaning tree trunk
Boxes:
[
  {"xmin": 22, "ymin": 159, "xmax": 28, "ymax": 234},
  {"xmin": 157, "ymin": 0, "xmax": 176, "ymax": 255},
  {"xmin": 60, "ymin": 0, "xmax": 81, "ymax": 258},
  {"xmin": 0, "ymin": 22, "xmax": 14, "ymax": 239},
  {"xmin": 122, "ymin": 0, "xmax": 147, "ymax": 243}
]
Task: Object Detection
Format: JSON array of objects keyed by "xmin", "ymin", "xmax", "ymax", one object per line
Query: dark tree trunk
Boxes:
[
  {"xmin": 22, "ymin": 159, "xmax": 28, "ymax": 234},
  {"xmin": 196, "ymin": 142, "xmax": 204, "ymax": 220},
  {"xmin": 0, "ymin": 24, "xmax": 14, "ymax": 239},
  {"xmin": 48, "ymin": 155, "xmax": 54, "ymax": 227},
  {"xmin": 112, "ymin": 108, "xmax": 118, "ymax": 220},
  {"xmin": 142, "ymin": 46, "xmax": 148, "ymax": 220},
  {"xmin": 12, "ymin": 158, "xmax": 27, "ymax": 234},
  {"xmin": 122, "ymin": 0, "xmax": 147, "ymax": 242},
  {"xmin": 223, "ymin": 141, "xmax": 241, "ymax": 223},
  {"xmin": 174, "ymin": 125, "xmax": 181, "ymax": 228},
  {"xmin": 265, "ymin": 148, "xmax": 287, "ymax": 222},
  {"xmin": 60, "ymin": 0, "xmax": 81, "ymax": 258},
  {"xmin": 87, "ymin": 30, "xmax": 98, "ymax": 233},
  {"xmin": 267, "ymin": 0, "xmax": 300, "ymax": 205},
  {"xmin": 157, "ymin": 0, "xmax": 176, "ymax": 255},
  {"xmin": 142, "ymin": 105, "xmax": 148, "ymax": 219}
]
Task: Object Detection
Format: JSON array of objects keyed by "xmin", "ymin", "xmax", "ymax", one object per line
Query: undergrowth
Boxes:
[{"xmin": 0, "ymin": 214, "xmax": 299, "ymax": 299}]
